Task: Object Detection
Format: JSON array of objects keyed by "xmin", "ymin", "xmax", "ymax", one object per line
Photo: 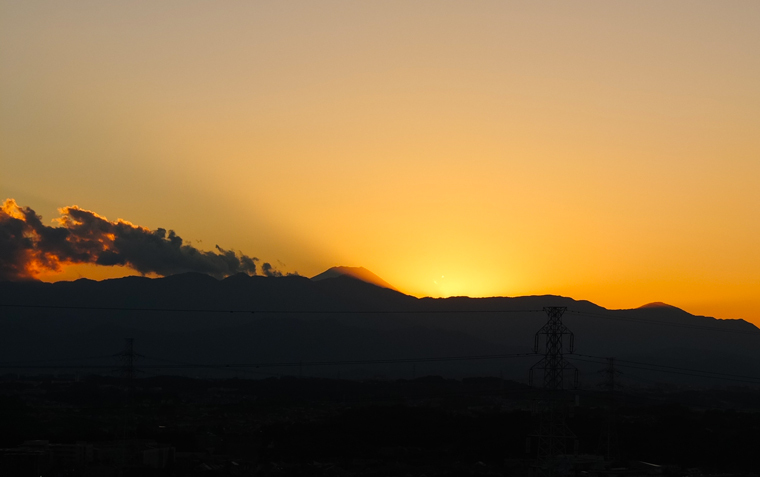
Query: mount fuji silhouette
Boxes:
[{"xmin": 311, "ymin": 266, "xmax": 399, "ymax": 291}]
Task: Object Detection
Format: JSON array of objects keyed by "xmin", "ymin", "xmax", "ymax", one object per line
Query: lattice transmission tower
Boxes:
[{"xmin": 529, "ymin": 306, "xmax": 579, "ymax": 465}]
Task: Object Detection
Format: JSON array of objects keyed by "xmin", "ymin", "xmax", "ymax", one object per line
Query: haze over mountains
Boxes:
[{"xmin": 0, "ymin": 267, "xmax": 758, "ymax": 386}]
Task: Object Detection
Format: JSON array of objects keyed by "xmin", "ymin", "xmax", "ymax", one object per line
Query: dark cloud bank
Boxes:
[{"xmin": 0, "ymin": 199, "xmax": 282, "ymax": 281}]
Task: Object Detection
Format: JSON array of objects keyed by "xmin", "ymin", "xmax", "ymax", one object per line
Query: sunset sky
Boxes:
[{"xmin": 2, "ymin": 2, "xmax": 759, "ymax": 322}]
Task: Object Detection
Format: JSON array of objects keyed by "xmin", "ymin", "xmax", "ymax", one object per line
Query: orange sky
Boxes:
[{"xmin": 2, "ymin": 2, "xmax": 759, "ymax": 323}]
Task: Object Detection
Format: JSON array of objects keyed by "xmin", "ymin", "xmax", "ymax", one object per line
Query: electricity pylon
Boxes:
[
  {"xmin": 115, "ymin": 338, "xmax": 140, "ymax": 382},
  {"xmin": 597, "ymin": 357, "xmax": 621, "ymax": 461},
  {"xmin": 114, "ymin": 338, "xmax": 141, "ymax": 476},
  {"xmin": 529, "ymin": 307, "xmax": 579, "ymax": 468}
]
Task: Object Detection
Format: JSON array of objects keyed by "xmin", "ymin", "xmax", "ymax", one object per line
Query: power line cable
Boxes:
[
  {"xmin": 0, "ymin": 303, "xmax": 543, "ymax": 314},
  {"xmin": 574, "ymin": 353, "xmax": 760, "ymax": 381},
  {"xmin": 0, "ymin": 354, "xmax": 115, "ymax": 366},
  {"xmin": 0, "ymin": 352, "xmax": 538, "ymax": 370},
  {"xmin": 565, "ymin": 357, "xmax": 760, "ymax": 385}
]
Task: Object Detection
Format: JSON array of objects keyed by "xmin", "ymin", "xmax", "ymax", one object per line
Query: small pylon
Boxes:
[
  {"xmin": 597, "ymin": 357, "xmax": 621, "ymax": 461},
  {"xmin": 115, "ymin": 338, "xmax": 140, "ymax": 382}
]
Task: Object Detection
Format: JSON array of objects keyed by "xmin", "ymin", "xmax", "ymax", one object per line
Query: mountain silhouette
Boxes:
[
  {"xmin": 311, "ymin": 266, "xmax": 399, "ymax": 291},
  {"xmin": 0, "ymin": 271, "xmax": 757, "ymax": 385}
]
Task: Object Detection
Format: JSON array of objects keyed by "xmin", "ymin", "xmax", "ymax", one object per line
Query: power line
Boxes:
[
  {"xmin": 0, "ymin": 303, "xmax": 543, "ymax": 314},
  {"xmin": 0, "ymin": 354, "xmax": 115, "ymax": 366},
  {"xmin": 0, "ymin": 352, "xmax": 538, "ymax": 370},
  {"xmin": 565, "ymin": 357, "xmax": 760, "ymax": 385},
  {"xmin": 574, "ymin": 353, "xmax": 760, "ymax": 382},
  {"xmin": 144, "ymin": 353, "xmax": 538, "ymax": 368}
]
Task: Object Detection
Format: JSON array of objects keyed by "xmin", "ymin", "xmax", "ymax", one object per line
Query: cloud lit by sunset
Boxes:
[
  {"xmin": 2, "ymin": 2, "xmax": 759, "ymax": 323},
  {"xmin": 0, "ymin": 198, "xmax": 280, "ymax": 280}
]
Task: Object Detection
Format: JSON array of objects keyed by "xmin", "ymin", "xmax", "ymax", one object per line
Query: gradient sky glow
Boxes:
[{"xmin": 2, "ymin": 2, "xmax": 759, "ymax": 322}]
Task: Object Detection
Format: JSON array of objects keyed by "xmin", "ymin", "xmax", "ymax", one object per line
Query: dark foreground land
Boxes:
[{"xmin": 1, "ymin": 375, "xmax": 759, "ymax": 476}]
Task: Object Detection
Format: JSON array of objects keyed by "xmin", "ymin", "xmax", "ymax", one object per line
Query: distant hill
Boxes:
[
  {"xmin": 311, "ymin": 266, "xmax": 399, "ymax": 291},
  {"xmin": 638, "ymin": 302, "xmax": 681, "ymax": 310},
  {"xmin": 0, "ymin": 272, "xmax": 758, "ymax": 386}
]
